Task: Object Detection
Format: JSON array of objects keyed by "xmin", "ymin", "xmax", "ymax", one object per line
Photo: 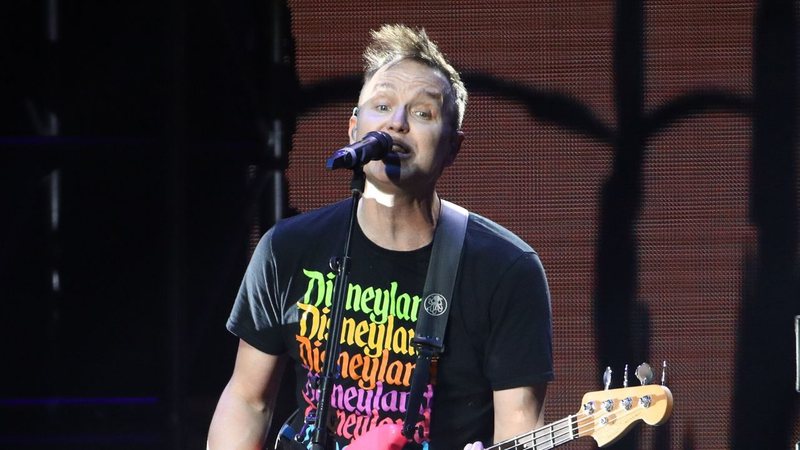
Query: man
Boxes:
[{"xmin": 208, "ymin": 24, "xmax": 553, "ymax": 450}]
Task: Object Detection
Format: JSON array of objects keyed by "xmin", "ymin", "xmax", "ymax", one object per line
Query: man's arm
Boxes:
[
  {"xmin": 493, "ymin": 383, "xmax": 548, "ymax": 442},
  {"xmin": 463, "ymin": 384, "xmax": 548, "ymax": 450},
  {"xmin": 208, "ymin": 339, "xmax": 287, "ymax": 450}
]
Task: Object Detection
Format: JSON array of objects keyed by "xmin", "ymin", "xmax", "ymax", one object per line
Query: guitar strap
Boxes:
[{"xmin": 402, "ymin": 199, "xmax": 469, "ymax": 442}]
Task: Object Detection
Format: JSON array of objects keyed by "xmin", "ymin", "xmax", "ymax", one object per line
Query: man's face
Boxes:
[{"xmin": 349, "ymin": 58, "xmax": 462, "ymax": 194}]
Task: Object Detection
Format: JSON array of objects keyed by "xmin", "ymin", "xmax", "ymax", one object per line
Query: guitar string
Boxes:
[
  {"xmin": 485, "ymin": 393, "xmax": 666, "ymax": 450},
  {"xmin": 502, "ymin": 403, "xmax": 661, "ymax": 450},
  {"xmin": 511, "ymin": 404, "xmax": 656, "ymax": 450},
  {"xmin": 486, "ymin": 416, "xmax": 575, "ymax": 450},
  {"xmin": 518, "ymin": 416, "xmax": 575, "ymax": 450}
]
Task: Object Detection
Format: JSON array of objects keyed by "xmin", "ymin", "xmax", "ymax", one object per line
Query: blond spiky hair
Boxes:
[{"xmin": 362, "ymin": 24, "xmax": 468, "ymax": 129}]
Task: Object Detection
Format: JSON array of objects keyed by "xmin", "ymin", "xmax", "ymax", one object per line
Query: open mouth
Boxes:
[{"xmin": 389, "ymin": 142, "xmax": 411, "ymax": 156}]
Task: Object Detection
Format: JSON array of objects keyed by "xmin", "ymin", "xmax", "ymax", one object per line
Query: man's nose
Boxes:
[{"xmin": 387, "ymin": 107, "xmax": 409, "ymax": 133}]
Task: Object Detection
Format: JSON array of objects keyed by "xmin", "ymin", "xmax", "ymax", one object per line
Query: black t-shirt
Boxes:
[{"xmin": 228, "ymin": 199, "xmax": 553, "ymax": 449}]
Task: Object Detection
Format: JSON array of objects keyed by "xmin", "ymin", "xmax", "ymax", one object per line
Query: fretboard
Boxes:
[{"xmin": 486, "ymin": 415, "xmax": 578, "ymax": 450}]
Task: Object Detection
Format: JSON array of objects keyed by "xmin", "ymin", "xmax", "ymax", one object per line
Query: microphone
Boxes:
[{"xmin": 326, "ymin": 131, "xmax": 393, "ymax": 170}]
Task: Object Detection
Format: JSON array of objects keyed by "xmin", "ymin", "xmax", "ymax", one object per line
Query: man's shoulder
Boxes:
[
  {"xmin": 266, "ymin": 200, "xmax": 350, "ymax": 253},
  {"xmin": 273, "ymin": 199, "xmax": 350, "ymax": 236},
  {"xmin": 460, "ymin": 208, "xmax": 537, "ymax": 264}
]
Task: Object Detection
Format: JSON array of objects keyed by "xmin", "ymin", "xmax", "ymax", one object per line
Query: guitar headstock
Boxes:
[{"xmin": 574, "ymin": 384, "xmax": 673, "ymax": 447}]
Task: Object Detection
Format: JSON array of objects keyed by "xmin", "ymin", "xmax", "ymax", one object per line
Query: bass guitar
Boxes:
[
  {"xmin": 343, "ymin": 383, "xmax": 673, "ymax": 450},
  {"xmin": 278, "ymin": 384, "xmax": 673, "ymax": 449}
]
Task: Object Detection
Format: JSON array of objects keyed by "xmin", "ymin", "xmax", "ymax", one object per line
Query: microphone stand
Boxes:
[{"xmin": 310, "ymin": 166, "xmax": 365, "ymax": 450}]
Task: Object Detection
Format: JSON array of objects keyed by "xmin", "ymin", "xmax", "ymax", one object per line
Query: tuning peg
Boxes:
[
  {"xmin": 603, "ymin": 366, "xmax": 612, "ymax": 390},
  {"xmin": 635, "ymin": 362, "xmax": 654, "ymax": 385},
  {"xmin": 623, "ymin": 364, "xmax": 629, "ymax": 388},
  {"xmin": 660, "ymin": 360, "xmax": 667, "ymax": 385}
]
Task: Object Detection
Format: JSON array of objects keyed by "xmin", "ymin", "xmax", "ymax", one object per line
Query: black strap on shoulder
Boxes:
[{"xmin": 402, "ymin": 199, "xmax": 469, "ymax": 441}]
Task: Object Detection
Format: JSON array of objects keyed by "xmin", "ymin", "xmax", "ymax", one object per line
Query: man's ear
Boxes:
[
  {"xmin": 444, "ymin": 130, "xmax": 464, "ymax": 167},
  {"xmin": 348, "ymin": 109, "xmax": 358, "ymax": 144}
]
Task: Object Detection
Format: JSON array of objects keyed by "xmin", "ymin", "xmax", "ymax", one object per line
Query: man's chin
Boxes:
[
  {"xmin": 364, "ymin": 155, "xmax": 403, "ymax": 181},
  {"xmin": 384, "ymin": 165, "xmax": 402, "ymax": 181},
  {"xmin": 364, "ymin": 165, "xmax": 408, "ymax": 190}
]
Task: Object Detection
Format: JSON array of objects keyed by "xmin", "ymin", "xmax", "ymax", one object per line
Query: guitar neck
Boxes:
[
  {"xmin": 486, "ymin": 415, "xmax": 577, "ymax": 450},
  {"xmin": 301, "ymin": 385, "xmax": 670, "ymax": 450}
]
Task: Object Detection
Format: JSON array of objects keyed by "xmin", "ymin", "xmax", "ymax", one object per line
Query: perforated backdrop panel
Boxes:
[{"xmin": 284, "ymin": 2, "xmax": 775, "ymax": 449}]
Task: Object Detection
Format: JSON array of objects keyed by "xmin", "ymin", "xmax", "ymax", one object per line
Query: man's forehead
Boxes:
[
  {"xmin": 362, "ymin": 59, "xmax": 450, "ymax": 98},
  {"xmin": 370, "ymin": 81, "xmax": 444, "ymax": 99}
]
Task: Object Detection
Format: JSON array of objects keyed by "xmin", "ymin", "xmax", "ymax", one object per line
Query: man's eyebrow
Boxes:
[{"xmin": 419, "ymin": 89, "xmax": 444, "ymax": 102}]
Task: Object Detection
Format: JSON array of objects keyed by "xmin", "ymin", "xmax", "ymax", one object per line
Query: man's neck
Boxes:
[{"xmin": 357, "ymin": 183, "xmax": 440, "ymax": 251}]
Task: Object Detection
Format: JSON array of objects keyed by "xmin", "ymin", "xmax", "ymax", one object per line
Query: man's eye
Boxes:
[
  {"xmin": 414, "ymin": 110, "xmax": 432, "ymax": 119},
  {"xmin": 375, "ymin": 104, "xmax": 390, "ymax": 112}
]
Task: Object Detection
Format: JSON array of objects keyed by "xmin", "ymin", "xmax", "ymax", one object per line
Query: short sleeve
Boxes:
[
  {"xmin": 484, "ymin": 252, "xmax": 554, "ymax": 390},
  {"xmin": 226, "ymin": 228, "xmax": 288, "ymax": 355}
]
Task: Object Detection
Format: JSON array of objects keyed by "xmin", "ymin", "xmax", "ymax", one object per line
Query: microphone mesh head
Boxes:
[{"xmin": 367, "ymin": 131, "xmax": 393, "ymax": 151}]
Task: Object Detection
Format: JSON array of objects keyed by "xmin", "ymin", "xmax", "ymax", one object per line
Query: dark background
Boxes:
[{"xmin": 1, "ymin": 1, "xmax": 798, "ymax": 449}]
